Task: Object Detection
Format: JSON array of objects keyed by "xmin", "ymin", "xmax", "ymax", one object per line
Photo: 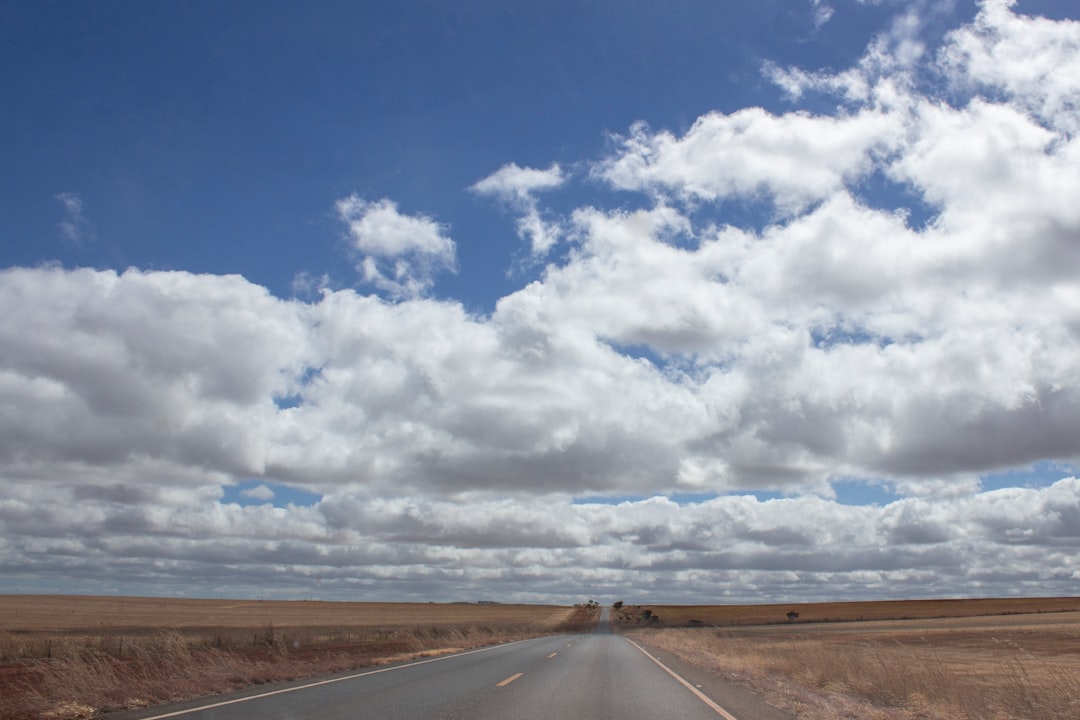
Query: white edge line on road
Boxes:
[
  {"xmin": 137, "ymin": 638, "xmax": 535, "ymax": 720},
  {"xmin": 624, "ymin": 638, "xmax": 740, "ymax": 720}
]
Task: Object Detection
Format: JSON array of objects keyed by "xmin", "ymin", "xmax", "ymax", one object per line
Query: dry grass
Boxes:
[
  {"xmin": 0, "ymin": 595, "xmax": 576, "ymax": 634},
  {"xmin": 0, "ymin": 596, "xmax": 595, "ymax": 720},
  {"xmin": 626, "ymin": 611, "xmax": 1080, "ymax": 719},
  {"xmin": 0, "ymin": 595, "xmax": 580, "ymax": 663},
  {"xmin": 614, "ymin": 596, "xmax": 1080, "ymax": 628}
]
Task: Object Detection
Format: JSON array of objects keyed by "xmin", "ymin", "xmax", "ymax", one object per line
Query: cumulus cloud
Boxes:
[
  {"xmin": 471, "ymin": 162, "xmax": 565, "ymax": 201},
  {"xmin": 3, "ymin": 2, "xmax": 1080, "ymax": 602},
  {"xmin": 336, "ymin": 196, "xmax": 456, "ymax": 298},
  {"xmin": 4, "ymin": 475, "xmax": 1078, "ymax": 602},
  {"xmin": 471, "ymin": 163, "xmax": 566, "ymax": 255},
  {"xmin": 241, "ymin": 484, "xmax": 275, "ymax": 502},
  {"xmin": 884, "ymin": 8, "xmax": 927, "ymax": 67},
  {"xmin": 594, "ymin": 108, "xmax": 902, "ymax": 216},
  {"xmin": 940, "ymin": 0, "xmax": 1080, "ymax": 134}
]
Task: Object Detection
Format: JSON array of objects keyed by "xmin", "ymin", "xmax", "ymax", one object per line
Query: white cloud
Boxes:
[
  {"xmin": 810, "ymin": 0, "xmax": 834, "ymax": 29},
  {"xmin": 471, "ymin": 163, "xmax": 566, "ymax": 255},
  {"xmin": 4, "ymin": 474, "xmax": 1078, "ymax": 602},
  {"xmin": 240, "ymin": 484, "xmax": 275, "ymax": 502},
  {"xmin": 55, "ymin": 192, "xmax": 94, "ymax": 245},
  {"xmin": 886, "ymin": 8, "xmax": 926, "ymax": 67},
  {"xmin": 941, "ymin": 0, "xmax": 1080, "ymax": 134},
  {"xmin": 337, "ymin": 196, "xmax": 454, "ymax": 259},
  {"xmin": 594, "ymin": 108, "xmax": 902, "ymax": 216},
  {"xmin": 471, "ymin": 162, "xmax": 565, "ymax": 201},
  {"xmin": 4, "ymin": 2, "xmax": 1080, "ymax": 602},
  {"xmin": 336, "ymin": 196, "xmax": 456, "ymax": 298},
  {"xmin": 762, "ymin": 61, "xmax": 874, "ymax": 104},
  {"xmin": 0, "ymin": 267, "xmax": 313, "ymax": 482}
]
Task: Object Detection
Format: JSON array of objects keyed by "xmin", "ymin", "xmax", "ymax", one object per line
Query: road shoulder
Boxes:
[{"xmin": 622, "ymin": 635, "xmax": 795, "ymax": 720}]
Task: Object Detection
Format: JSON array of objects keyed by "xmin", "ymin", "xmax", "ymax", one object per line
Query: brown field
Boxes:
[
  {"xmin": 621, "ymin": 599, "xmax": 1080, "ymax": 720},
  {"xmin": 6, "ymin": 596, "xmax": 1078, "ymax": 720},
  {"xmin": 0, "ymin": 594, "xmax": 578, "ymax": 635},
  {"xmin": 615, "ymin": 596, "xmax": 1080, "ymax": 627},
  {"xmin": 0, "ymin": 595, "xmax": 594, "ymax": 720}
]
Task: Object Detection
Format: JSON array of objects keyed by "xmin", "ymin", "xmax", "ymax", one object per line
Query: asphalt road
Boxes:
[{"xmin": 114, "ymin": 610, "xmax": 792, "ymax": 720}]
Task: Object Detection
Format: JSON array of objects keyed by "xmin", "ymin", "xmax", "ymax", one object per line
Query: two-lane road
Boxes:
[{"xmin": 114, "ymin": 610, "xmax": 791, "ymax": 720}]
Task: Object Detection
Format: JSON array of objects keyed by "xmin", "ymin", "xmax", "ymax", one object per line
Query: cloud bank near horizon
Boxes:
[{"xmin": 3, "ymin": 1, "xmax": 1079, "ymax": 602}]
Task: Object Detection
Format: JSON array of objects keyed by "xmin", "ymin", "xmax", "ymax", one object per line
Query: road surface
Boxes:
[{"xmin": 113, "ymin": 610, "xmax": 791, "ymax": 720}]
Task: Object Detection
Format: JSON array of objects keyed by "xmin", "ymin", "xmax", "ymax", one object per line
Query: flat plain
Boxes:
[
  {"xmin": 4, "ymin": 595, "xmax": 1079, "ymax": 719},
  {"xmin": 0, "ymin": 596, "xmax": 592, "ymax": 720},
  {"xmin": 622, "ymin": 598, "xmax": 1080, "ymax": 719},
  {"xmin": 614, "ymin": 596, "xmax": 1080, "ymax": 627},
  {"xmin": 0, "ymin": 594, "xmax": 580, "ymax": 633}
]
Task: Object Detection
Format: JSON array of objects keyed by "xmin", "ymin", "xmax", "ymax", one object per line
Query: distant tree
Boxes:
[
  {"xmin": 787, "ymin": 611, "xmax": 800, "ymax": 623},
  {"xmin": 613, "ymin": 601, "xmax": 624, "ymax": 610}
]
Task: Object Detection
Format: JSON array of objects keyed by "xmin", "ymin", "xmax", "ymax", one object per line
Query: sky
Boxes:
[{"xmin": 2, "ymin": 0, "xmax": 1080, "ymax": 605}]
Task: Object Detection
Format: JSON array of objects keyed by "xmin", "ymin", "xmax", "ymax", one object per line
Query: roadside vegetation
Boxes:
[
  {"xmin": 619, "ymin": 599, "xmax": 1080, "ymax": 719},
  {"xmin": 0, "ymin": 596, "xmax": 599, "ymax": 720}
]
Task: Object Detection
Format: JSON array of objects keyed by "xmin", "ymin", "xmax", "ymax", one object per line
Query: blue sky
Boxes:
[
  {"xmin": 1, "ymin": 0, "xmax": 964, "ymax": 307},
  {"xmin": 2, "ymin": 0, "xmax": 1080, "ymax": 603}
]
